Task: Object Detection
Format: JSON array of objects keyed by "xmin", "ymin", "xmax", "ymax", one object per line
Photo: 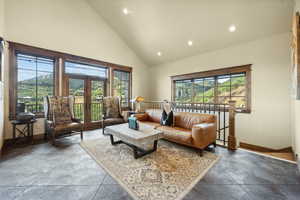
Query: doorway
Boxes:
[{"xmin": 66, "ymin": 75, "xmax": 106, "ymax": 130}]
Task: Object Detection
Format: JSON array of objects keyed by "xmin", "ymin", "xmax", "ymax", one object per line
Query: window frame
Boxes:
[
  {"xmin": 171, "ymin": 65, "xmax": 252, "ymax": 113},
  {"xmin": 8, "ymin": 42, "xmax": 133, "ymax": 119},
  {"xmin": 0, "ymin": 37, "xmax": 3, "ymax": 81},
  {"xmin": 111, "ymin": 68, "xmax": 132, "ymax": 109},
  {"xmin": 9, "ymin": 43, "xmax": 59, "ymax": 119}
]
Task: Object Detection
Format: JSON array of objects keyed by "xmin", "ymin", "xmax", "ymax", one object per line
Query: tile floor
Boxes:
[{"xmin": 0, "ymin": 130, "xmax": 299, "ymax": 200}]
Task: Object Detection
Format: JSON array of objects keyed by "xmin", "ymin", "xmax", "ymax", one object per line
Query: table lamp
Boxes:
[{"xmin": 132, "ymin": 96, "xmax": 145, "ymax": 112}]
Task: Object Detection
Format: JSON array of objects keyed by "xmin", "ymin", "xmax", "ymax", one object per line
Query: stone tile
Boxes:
[
  {"xmin": 242, "ymin": 184, "xmax": 288, "ymax": 200},
  {"xmin": 7, "ymin": 186, "xmax": 98, "ymax": 200},
  {"xmin": 182, "ymin": 188, "xmax": 202, "ymax": 200},
  {"xmin": 193, "ymin": 184, "xmax": 250, "ymax": 200},
  {"xmin": 198, "ymin": 168, "xmax": 237, "ymax": 184},
  {"xmin": 279, "ymin": 185, "xmax": 300, "ymax": 200},
  {"xmin": 93, "ymin": 184, "xmax": 133, "ymax": 200},
  {"xmin": 0, "ymin": 187, "xmax": 27, "ymax": 200},
  {"xmin": 0, "ymin": 138, "xmax": 106, "ymax": 186},
  {"xmin": 102, "ymin": 174, "xmax": 118, "ymax": 185},
  {"xmin": 1, "ymin": 130, "xmax": 300, "ymax": 200},
  {"xmin": 0, "ymin": 133, "xmax": 104, "ymax": 186}
]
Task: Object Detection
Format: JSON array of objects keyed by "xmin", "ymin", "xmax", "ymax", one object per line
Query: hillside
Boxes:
[{"xmin": 176, "ymin": 76, "xmax": 246, "ymax": 107}]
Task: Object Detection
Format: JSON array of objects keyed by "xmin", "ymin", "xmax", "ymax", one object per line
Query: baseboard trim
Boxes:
[
  {"xmin": 2, "ymin": 134, "xmax": 45, "ymax": 150},
  {"xmin": 239, "ymin": 142, "xmax": 293, "ymax": 153}
]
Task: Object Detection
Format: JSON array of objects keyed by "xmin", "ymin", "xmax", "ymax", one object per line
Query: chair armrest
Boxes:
[
  {"xmin": 72, "ymin": 118, "xmax": 81, "ymax": 123},
  {"xmin": 121, "ymin": 111, "xmax": 131, "ymax": 122},
  {"xmin": 191, "ymin": 123, "xmax": 216, "ymax": 148},
  {"xmin": 133, "ymin": 113, "xmax": 149, "ymax": 121},
  {"xmin": 45, "ymin": 120, "xmax": 55, "ymax": 128}
]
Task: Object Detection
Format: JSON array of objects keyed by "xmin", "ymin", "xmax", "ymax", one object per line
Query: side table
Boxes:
[{"xmin": 11, "ymin": 119, "xmax": 37, "ymax": 144}]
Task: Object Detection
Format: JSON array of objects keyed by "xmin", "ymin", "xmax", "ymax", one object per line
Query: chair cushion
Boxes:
[
  {"xmin": 156, "ymin": 126, "xmax": 192, "ymax": 144},
  {"xmin": 104, "ymin": 118, "xmax": 125, "ymax": 126},
  {"xmin": 54, "ymin": 122, "xmax": 82, "ymax": 132}
]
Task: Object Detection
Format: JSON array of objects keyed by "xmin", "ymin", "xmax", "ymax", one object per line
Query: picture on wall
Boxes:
[{"xmin": 291, "ymin": 12, "xmax": 300, "ymax": 100}]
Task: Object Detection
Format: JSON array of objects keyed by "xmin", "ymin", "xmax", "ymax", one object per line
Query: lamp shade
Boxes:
[{"xmin": 132, "ymin": 96, "xmax": 145, "ymax": 103}]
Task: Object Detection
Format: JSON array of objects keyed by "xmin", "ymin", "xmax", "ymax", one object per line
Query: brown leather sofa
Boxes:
[{"xmin": 135, "ymin": 109, "xmax": 217, "ymax": 156}]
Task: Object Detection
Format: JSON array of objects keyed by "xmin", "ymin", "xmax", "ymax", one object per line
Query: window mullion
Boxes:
[
  {"xmin": 192, "ymin": 79, "xmax": 195, "ymax": 103},
  {"xmin": 214, "ymin": 76, "xmax": 217, "ymax": 104},
  {"xmin": 35, "ymin": 56, "xmax": 38, "ymax": 113}
]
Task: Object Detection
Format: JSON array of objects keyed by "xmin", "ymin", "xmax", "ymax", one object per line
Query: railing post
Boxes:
[{"xmin": 228, "ymin": 100, "xmax": 237, "ymax": 151}]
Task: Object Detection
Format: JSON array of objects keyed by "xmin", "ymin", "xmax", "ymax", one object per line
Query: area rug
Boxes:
[{"xmin": 80, "ymin": 139, "xmax": 220, "ymax": 200}]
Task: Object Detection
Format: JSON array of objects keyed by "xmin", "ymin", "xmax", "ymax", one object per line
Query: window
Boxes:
[
  {"xmin": 9, "ymin": 42, "xmax": 133, "ymax": 119},
  {"xmin": 65, "ymin": 61, "xmax": 107, "ymax": 78},
  {"xmin": 172, "ymin": 65, "xmax": 251, "ymax": 112},
  {"xmin": 16, "ymin": 53, "xmax": 55, "ymax": 113},
  {"xmin": 113, "ymin": 70, "xmax": 131, "ymax": 107},
  {"xmin": 174, "ymin": 80, "xmax": 192, "ymax": 103}
]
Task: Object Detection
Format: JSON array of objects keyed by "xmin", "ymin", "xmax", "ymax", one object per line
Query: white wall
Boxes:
[
  {"xmin": 0, "ymin": 0, "xmax": 4, "ymax": 150},
  {"xmin": 0, "ymin": 0, "xmax": 4, "ymax": 37},
  {"xmin": 149, "ymin": 33, "xmax": 291, "ymax": 149},
  {"xmin": 3, "ymin": 0, "xmax": 150, "ymax": 139},
  {"xmin": 293, "ymin": 0, "xmax": 300, "ymax": 163}
]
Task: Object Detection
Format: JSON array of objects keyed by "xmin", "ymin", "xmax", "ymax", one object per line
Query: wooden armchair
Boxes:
[
  {"xmin": 44, "ymin": 96, "xmax": 83, "ymax": 145},
  {"xmin": 101, "ymin": 96, "xmax": 127, "ymax": 135}
]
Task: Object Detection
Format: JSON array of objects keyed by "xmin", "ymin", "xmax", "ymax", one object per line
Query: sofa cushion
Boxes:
[
  {"xmin": 138, "ymin": 121, "xmax": 161, "ymax": 128},
  {"xmin": 145, "ymin": 109, "xmax": 163, "ymax": 123},
  {"xmin": 156, "ymin": 126, "xmax": 192, "ymax": 144},
  {"xmin": 174, "ymin": 112, "xmax": 216, "ymax": 129},
  {"xmin": 135, "ymin": 113, "xmax": 149, "ymax": 121}
]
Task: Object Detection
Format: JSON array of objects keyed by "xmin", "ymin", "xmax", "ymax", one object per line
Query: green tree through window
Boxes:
[
  {"xmin": 16, "ymin": 53, "xmax": 54, "ymax": 113},
  {"xmin": 113, "ymin": 70, "xmax": 130, "ymax": 107},
  {"xmin": 174, "ymin": 73, "xmax": 247, "ymax": 109}
]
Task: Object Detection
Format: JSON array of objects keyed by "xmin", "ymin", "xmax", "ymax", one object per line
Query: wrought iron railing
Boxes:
[
  {"xmin": 91, "ymin": 103, "xmax": 103, "ymax": 121},
  {"xmin": 140, "ymin": 101, "xmax": 237, "ymax": 147},
  {"xmin": 24, "ymin": 102, "xmax": 103, "ymax": 122},
  {"xmin": 73, "ymin": 103, "xmax": 84, "ymax": 121},
  {"xmin": 24, "ymin": 104, "xmax": 44, "ymax": 113},
  {"xmin": 70, "ymin": 103, "xmax": 103, "ymax": 121}
]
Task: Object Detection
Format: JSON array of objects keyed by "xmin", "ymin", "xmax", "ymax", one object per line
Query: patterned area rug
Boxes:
[{"xmin": 81, "ymin": 138, "xmax": 219, "ymax": 200}]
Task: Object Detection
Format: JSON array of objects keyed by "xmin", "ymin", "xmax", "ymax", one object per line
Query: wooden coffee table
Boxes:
[{"xmin": 105, "ymin": 123, "xmax": 163, "ymax": 159}]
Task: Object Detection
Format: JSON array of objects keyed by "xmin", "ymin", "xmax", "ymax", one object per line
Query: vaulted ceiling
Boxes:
[{"xmin": 87, "ymin": 0, "xmax": 294, "ymax": 66}]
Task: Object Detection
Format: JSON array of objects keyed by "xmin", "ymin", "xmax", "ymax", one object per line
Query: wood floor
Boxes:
[
  {"xmin": 264, "ymin": 152, "xmax": 295, "ymax": 162},
  {"xmin": 239, "ymin": 148, "xmax": 296, "ymax": 162}
]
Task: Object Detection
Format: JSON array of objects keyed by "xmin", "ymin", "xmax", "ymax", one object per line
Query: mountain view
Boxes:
[
  {"xmin": 17, "ymin": 74, "xmax": 54, "ymax": 112},
  {"xmin": 175, "ymin": 75, "xmax": 246, "ymax": 108}
]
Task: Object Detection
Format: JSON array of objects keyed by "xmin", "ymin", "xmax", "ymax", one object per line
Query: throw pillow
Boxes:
[{"xmin": 160, "ymin": 110, "xmax": 174, "ymax": 126}]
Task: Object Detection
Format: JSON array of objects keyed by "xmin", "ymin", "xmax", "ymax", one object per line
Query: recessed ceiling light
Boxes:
[
  {"xmin": 188, "ymin": 40, "xmax": 193, "ymax": 46},
  {"xmin": 229, "ymin": 25, "xmax": 236, "ymax": 32},
  {"xmin": 157, "ymin": 52, "xmax": 162, "ymax": 56},
  {"xmin": 123, "ymin": 8, "xmax": 129, "ymax": 15}
]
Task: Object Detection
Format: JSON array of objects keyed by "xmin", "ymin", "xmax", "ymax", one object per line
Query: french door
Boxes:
[{"xmin": 66, "ymin": 75, "xmax": 106, "ymax": 130}]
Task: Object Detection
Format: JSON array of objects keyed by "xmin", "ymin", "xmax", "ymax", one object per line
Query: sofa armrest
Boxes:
[
  {"xmin": 191, "ymin": 123, "xmax": 216, "ymax": 148},
  {"xmin": 133, "ymin": 113, "xmax": 149, "ymax": 121}
]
